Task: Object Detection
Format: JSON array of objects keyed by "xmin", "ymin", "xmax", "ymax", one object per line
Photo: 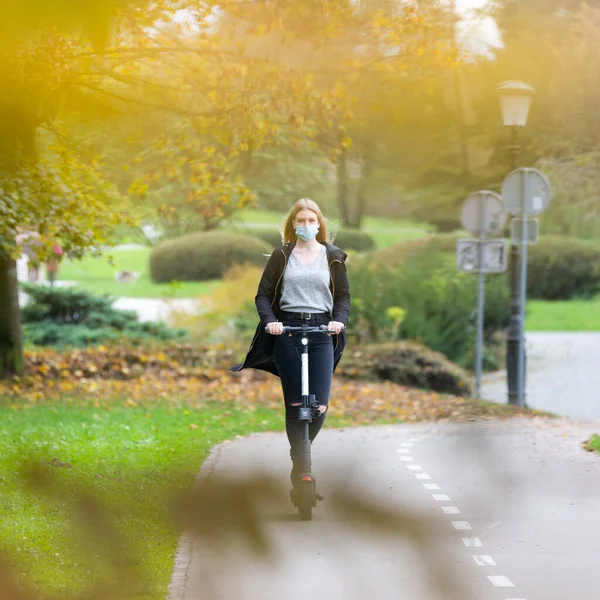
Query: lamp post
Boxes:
[{"xmin": 496, "ymin": 80, "xmax": 535, "ymax": 406}]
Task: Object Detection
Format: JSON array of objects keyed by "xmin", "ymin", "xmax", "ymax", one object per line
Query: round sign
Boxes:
[
  {"xmin": 460, "ymin": 191, "xmax": 507, "ymax": 238},
  {"xmin": 501, "ymin": 168, "xmax": 552, "ymax": 216}
]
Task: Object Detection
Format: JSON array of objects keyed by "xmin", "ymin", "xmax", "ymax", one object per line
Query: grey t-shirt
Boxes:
[{"xmin": 279, "ymin": 246, "xmax": 334, "ymax": 315}]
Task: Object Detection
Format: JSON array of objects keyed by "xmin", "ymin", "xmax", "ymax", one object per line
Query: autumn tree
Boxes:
[
  {"xmin": 0, "ymin": 1, "xmax": 215, "ymax": 377},
  {"xmin": 0, "ymin": 0, "xmax": 461, "ymax": 377}
]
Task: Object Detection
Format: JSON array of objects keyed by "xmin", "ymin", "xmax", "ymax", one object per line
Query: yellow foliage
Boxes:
[{"xmin": 170, "ymin": 263, "xmax": 263, "ymax": 343}]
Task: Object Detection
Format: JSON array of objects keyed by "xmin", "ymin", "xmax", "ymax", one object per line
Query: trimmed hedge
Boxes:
[
  {"xmin": 526, "ymin": 235, "xmax": 600, "ymax": 300},
  {"xmin": 337, "ymin": 341, "xmax": 472, "ymax": 396},
  {"xmin": 332, "ymin": 229, "xmax": 376, "ymax": 251},
  {"xmin": 373, "ymin": 233, "xmax": 600, "ymax": 301},
  {"xmin": 427, "ymin": 215, "xmax": 462, "ymax": 233},
  {"xmin": 248, "ymin": 228, "xmax": 283, "ymax": 248},
  {"xmin": 150, "ymin": 231, "xmax": 273, "ymax": 282}
]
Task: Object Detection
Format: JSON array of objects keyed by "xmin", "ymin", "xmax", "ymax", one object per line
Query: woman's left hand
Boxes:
[{"xmin": 327, "ymin": 321, "xmax": 345, "ymax": 335}]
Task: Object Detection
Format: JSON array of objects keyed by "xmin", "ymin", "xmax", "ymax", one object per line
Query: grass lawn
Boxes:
[
  {"xmin": 0, "ymin": 399, "xmax": 284, "ymax": 600},
  {"xmin": 526, "ymin": 296, "xmax": 600, "ymax": 331},
  {"xmin": 585, "ymin": 434, "xmax": 600, "ymax": 453},
  {"xmin": 57, "ymin": 248, "xmax": 220, "ymax": 299},
  {"xmin": 231, "ymin": 209, "xmax": 430, "ymax": 249}
]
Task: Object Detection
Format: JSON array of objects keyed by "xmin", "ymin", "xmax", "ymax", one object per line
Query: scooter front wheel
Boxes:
[{"xmin": 297, "ymin": 478, "xmax": 313, "ymax": 521}]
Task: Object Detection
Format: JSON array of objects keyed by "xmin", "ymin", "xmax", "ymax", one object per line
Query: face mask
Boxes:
[{"xmin": 295, "ymin": 224, "xmax": 319, "ymax": 241}]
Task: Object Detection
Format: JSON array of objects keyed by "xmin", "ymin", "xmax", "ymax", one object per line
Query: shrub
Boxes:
[
  {"xmin": 526, "ymin": 235, "xmax": 600, "ymax": 300},
  {"xmin": 428, "ymin": 215, "xmax": 462, "ymax": 233},
  {"xmin": 20, "ymin": 284, "xmax": 187, "ymax": 348},
  {"xmin": 338, "ymin": 341, "xmax": 472, "ymax": 396},
  {"xmin": 371, "ymin": 231, "xmax": 463, "ymax": 268},
  {"xmin": 348, "ymin": 245, "xmax": 510, "ymax": 369},
  {"xmin": 332, "ymin": 229, "xmax": 376, "ymax": 251},
  {"xmin": 249, "ymin": 228, "xmax": 284, "ymax": 248},
  {"xmin": 379, "ymin": 233, "xmax": 600, "ymax": 300},
  {"xmin": 149, "ymin": 231, "xmax": 272, "ymax": 283},
  {"xmin": 169, "ymin": 263, "xmax": 262, "ymax": 344}
]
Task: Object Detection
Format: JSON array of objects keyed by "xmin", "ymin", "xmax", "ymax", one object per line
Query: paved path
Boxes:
[
  {"xmin": 168, "ymin": 418, "xmax": 600, "ymax": 600},
  {"xmin": 111, "ymin": 297, "xmax": 201, "ymax": 323},
  {"xmin": 482, "ymin": 332, "xmax": 600, "ymax": 421}
]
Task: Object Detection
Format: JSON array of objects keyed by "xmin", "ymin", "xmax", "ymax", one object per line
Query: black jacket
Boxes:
[{"xmin": 230, "ymin": 241, "xmax": 350, "ymax": 377}]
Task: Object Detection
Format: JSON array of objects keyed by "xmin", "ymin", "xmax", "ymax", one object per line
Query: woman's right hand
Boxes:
[{"xmin": 266, "ymin": 321, "xmax": 284, "ymax": 335}]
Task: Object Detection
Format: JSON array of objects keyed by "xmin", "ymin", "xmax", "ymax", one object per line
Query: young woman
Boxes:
[{"xmin": 232, "ymin": 198, "xmax": 350, "ymax": 488}]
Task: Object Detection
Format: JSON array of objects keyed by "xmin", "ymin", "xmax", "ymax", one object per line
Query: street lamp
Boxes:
[{"xmin": 497, "ymin": 80, "xmax": 535, "ymax": 406}]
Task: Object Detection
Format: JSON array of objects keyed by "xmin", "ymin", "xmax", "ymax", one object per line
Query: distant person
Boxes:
[
  {"xmin": 46, "ymin": 243, "xmax": 64, "ymax": 286},
  {"xmin": 17, "ymin": 230, "xmax": 42, "ymax": 283}
]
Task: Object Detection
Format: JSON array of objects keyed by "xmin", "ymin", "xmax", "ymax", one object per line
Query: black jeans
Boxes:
[{"xmin": 273, "ymin": 315, "xmax": 334, "ymax": 454}]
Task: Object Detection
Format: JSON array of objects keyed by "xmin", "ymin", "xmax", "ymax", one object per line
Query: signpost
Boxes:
[
  {"xmin": 457, "ymin": 191, "xmax": 508, "ymax": 399},
  {"xmin": 501, "ymin": 168, "xmax": 552, "ymax": 407},
  {"xmin": 510, "ymin": 217, "xmax": 539, "ymax": 246},
  {"xmin": 456, "ymin": 239, "xmax": 508, "ymax": 273},
  {"xmin": 502, "ymin": 168, "xmax": 551, "ymax": 216},
  {"xmin": 460, "ymin": 191, "xmax": 507, "ymax": 237}
]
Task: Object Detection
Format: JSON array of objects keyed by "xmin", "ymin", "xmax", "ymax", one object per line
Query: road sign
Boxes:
[
  {"xmin": 460, "ymin": 191, "xmax": 507, "ymax": 238},
  {"xmin": 456, "ymin": 239, "xmax": 508, "ymax": 274},
  {"xmin": 510, "ymin": 217, "xmax": 539, "ymax": 245},
  {"xmin": 502, "ymin": 168, "xmax": 552, "ymax": 216}
]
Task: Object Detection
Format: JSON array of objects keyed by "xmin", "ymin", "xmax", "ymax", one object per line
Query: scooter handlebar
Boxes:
[{"xmin": 264, "ymin": 324, "xmax": 341, "ymax": 334}]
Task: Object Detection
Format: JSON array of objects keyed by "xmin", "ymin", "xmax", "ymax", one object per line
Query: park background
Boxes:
[{"xmin": 1, "ymin": 1, "xmax": 600, "ymax": 599}]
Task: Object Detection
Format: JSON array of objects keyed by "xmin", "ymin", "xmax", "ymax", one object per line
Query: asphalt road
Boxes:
[
  {"xmin": 169, "ymin": 418, "xmax": 600, "ymax": 600},
  {"xmin": 482, "ymin": 332, "xmax": 600, "ymax": 421}
]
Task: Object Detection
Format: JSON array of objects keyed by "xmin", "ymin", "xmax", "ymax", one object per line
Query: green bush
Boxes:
[
  {"xmin": 428, "ymin": 215, "xmax": 462, "ymax": 233},
  {"xmin": 526, "ymin": 235, "xmax": 600, "ymax": 300},
  {"xmin": 338, "ymin": 341, "xmax": 472, "ymax": 396},
  {"xmin": 379, "ymin": 233, "xmax": 600, "ymax": 301},
  {"xmin": 372, "ymin": 232, "xmax": 463, "ymax": 268},
  {"xmin": 20, "ymin": 284, "xmax": 187, "ymax": 348},
  {"xmin": 332, "ymin": 229, "xmax": 376, "ymax": 251},
  {"xmin": 248, "ymin": 228, "xmax": 283, "ymax": 248},
  {"xmin": 348, "ymin": 245, "xmax": 510, "ymax": 369},
  {"xmin": 149, "ymin": 231, "xmax": 273, "ymax": 282}
]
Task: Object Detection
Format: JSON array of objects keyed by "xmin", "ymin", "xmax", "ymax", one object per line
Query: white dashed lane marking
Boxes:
[
  {"xmin": 488, "ymin": 575, "xmax": 515, "ymax": 588},
  {"xmin": 442, "ymin": 506, "xmax": 461, "ymax": 515},
  {"xmin": 462, "ymin": 537, "xmax": 483, "ymax": 547},
  {"xmin": 433, "ymin": 494, "xmax": 451, "ymax": 501},
  {"xmin": 399, "ymin": 439, "xmax": 526, "ymax": 600}
]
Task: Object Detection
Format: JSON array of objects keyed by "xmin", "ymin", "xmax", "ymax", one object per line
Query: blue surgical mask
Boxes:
[{"xmin": 295, "ymin": 224, "xmax": 319, "ymax": 241}]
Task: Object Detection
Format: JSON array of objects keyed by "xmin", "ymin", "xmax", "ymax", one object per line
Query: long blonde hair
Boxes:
[{"xmin": 282, "ymin": 198, "xmax": 329, "ymax": 245}]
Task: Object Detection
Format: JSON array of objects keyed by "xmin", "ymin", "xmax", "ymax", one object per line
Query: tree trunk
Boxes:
[
  {"xmin": 336, "ymin": 147, "xmax": 351, "ymax": 226},
  {"xmin": 349, "ymin": 149, "xmax": 373, "ymax": 229},
  {"xmin": 453, "ymin": 61, "xmax": 472, "ymax": 192},
  {"xmin": 0, "ymin": 255, "xmax": 24, "ymax": 378}
]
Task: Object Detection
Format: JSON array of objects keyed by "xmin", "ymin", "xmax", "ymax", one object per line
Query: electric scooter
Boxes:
[{"xmin": 265, "ymin": 323, "xmax": 333, "ymax": 521}]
